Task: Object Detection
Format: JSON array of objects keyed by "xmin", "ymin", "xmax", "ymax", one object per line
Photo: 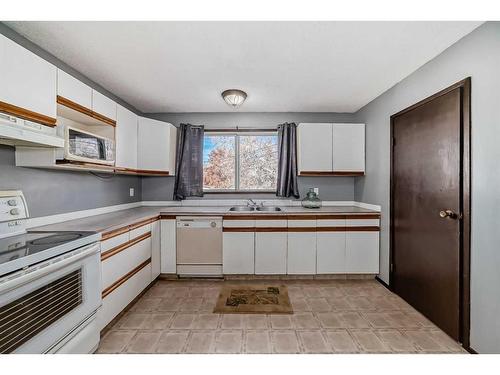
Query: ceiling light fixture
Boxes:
[{"xmin": 221, "ymin": 89, "xmax": 247, "ymax": 108}]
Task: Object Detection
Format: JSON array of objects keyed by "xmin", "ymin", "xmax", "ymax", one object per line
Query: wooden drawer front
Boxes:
[
  {"xmin": 101, "ymin": 232, "xmax": 129, "ymax": 253},
  {"xmin": 287, "ymin": 219, "xmax": 316, "ymax": 228},
  {"xmin": 346, "ymin": 219, "xmax": 379, "ymax": 227},
  {"xmin": 101, "ymin": 234, "xmax": 151, "ymax": 290},
  {"xmin": 223, "ymin": 220, "xmax": 255, "ymax": 228},
  {"xmin": 130, "ymin": 222, "xmax": 152, "ymax": 239},
  {"xmin": 255, "ymin": 220, "xmax": 287, "ymax": 228},
  {"xmin": 98, "ymin": 262, "xmax": 151, "ymax": 331}
]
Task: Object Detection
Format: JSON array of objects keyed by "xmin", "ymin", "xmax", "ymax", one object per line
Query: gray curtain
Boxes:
[
  {"xmin": 173, "ymin": 123, "xmax": 205, "ymax": 200},
  {"xmin": 276, "ymin": 122, "xmax": 299, "ymax": 198}
]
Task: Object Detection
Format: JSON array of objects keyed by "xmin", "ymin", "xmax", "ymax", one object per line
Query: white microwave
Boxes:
[{"xmin": 57, "ymin": 126, "xmax": 115, "ymax": 165}]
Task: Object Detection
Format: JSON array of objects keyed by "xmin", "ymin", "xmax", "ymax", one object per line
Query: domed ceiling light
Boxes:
[{"xmin": 221, "ymin": 89, "xmax": 247, "ymax": 108}]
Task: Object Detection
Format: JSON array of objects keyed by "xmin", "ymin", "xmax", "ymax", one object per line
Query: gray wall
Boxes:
[
  {"xmin": 0, "ymin": 145, "xmax": 142, "ymax": 217},
  {"xmin": 353, "ymin": 22, "xmax": 500, "ymax": 353},
  {"xmin": 142, "ymin": 112, "xmax": 358, "ymax": 201}
]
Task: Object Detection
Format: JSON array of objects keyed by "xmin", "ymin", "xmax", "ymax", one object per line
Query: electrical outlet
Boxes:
[
  {"xmin": 313, "ymin": 187, "xmax": 319, "ymax": 195},
  {"xmin": 129, "ymin": 188, "xmax": 135, "ymax": 197}
]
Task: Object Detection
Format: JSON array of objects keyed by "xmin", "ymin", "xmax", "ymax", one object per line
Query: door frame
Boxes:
[{"xmin": 389, "ymin": 77, "xmax": 471, "ymax": 349}]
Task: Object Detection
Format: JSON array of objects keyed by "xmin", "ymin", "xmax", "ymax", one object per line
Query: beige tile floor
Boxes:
[{"xmin": 97, "ymin": 279, "xmax": 467, "ymax": 354}]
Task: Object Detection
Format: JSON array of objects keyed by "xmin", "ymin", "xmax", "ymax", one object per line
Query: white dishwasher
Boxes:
[{"xmin": 176, "ymin": 217, "xmax": 223, "ymax": 277}]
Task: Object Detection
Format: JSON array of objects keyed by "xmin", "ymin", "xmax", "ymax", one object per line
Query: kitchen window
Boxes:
[{"xmin": 203, "ymin": 132, "xmax": 278, "ymax": 192}]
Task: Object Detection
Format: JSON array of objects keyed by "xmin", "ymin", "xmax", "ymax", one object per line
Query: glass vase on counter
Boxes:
[{"xmin": 301, "ymin": 188, "xmax": 322, "ymax": 209}]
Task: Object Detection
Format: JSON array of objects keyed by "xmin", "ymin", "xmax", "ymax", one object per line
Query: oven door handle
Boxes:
[{"xmin": 0, "ymin": 243, "xmax": 100, "ymax": 294}]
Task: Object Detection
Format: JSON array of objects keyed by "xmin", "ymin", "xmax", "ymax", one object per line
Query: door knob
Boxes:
[{"xmin": 439, "ymin": 209, "xmax": 458, "ymax": 219}]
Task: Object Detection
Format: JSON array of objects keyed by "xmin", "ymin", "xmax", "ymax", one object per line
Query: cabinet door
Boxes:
[
  {"xmin": 332, "ymin": 123, "xmax": 365, "ymax": 172},
  {"xmin": 151, "ymin": 220, "xmax": 161, "ymax": 280},
  {"xmin": 345, "ymin": 231, "xmax": 379, "ymax": 273},
  {"xmin": 0, "ymin": 34, "xmax": 57, "ymax": 119},
  {"xmin": 297, "ymin": 123, "xmax": 332, "ymax": 173},
  {"xmin": 57, "ymin": 69, "xmax": 92, "ymax": 109},
  {"xmin": 137, "ymin": 117, "xmax": 174, "ymax": 172},
  {"xmin": 92, "ymin": 90, "xmax": 116, "ymax": 121},
  {"xmin": 316, "ymin": 219, "xmax": 346, "ymax": 273},
  {"xmin": 116, "ymin": 105, "xmax": 138, "ymax": 169},
  {"xmin": 255, "ymin": 220, "xmax": 287, "ymax": 275},
  {"xmin": 223, "ymin": 232, "xmax": 255, "ymax": 274},
  {"xmin": 160, "ymin": 219, "xmax": 176, "ymax": 274},
  {"xmin": 287, "ymin": 219, "xmax": 316, "ymax": 274}
]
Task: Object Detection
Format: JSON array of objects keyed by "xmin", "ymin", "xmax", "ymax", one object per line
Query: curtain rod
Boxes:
[{"xmin": 205, "ymin": 128, "xmax": 277, "ymax": 133}]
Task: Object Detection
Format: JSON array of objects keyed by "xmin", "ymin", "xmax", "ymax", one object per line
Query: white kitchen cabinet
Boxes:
[
  {"xmin": 345, "ymin": 218, "xmax": 379, "ymax": 273},
  {"xmin": 0, "ymin": 34, "xmax": 57, "ymax": 121},
  {"xmin": 151, "ymin": 220, "xmax": 161, "ymax": 280},
  {"xmin": 287, "ymin": 220, "xmax": 316, "ymax": 274},
  {"xmin": 254, "ymin": 220, "xmax": 287, "ymax": 275},
  {"xmin": 332, "ymin": 123, "xmax": 365, "ymax": 172},
  {"xmin": 297, "ymin": 123, "xmax": 333, "ymax": 173},
  {"xmin": 115, "ymin": 105, "xmax": 138, "ymax": 169},
  {"xmin": 316, "ymin": 219, "xmax": 346, "ymax": 274},
  {"xmin": 223, "ymin": 233, "xmax": 255, "ymax": 274},
  {"xmin": 92, "ymin": 90, "xmax": 116, "ymax": 121},
  {"xmin": 57, "ymin": 69, "xmax": 92, "ymax": 109},
  {"xmin": 160, "ymin": 219, "xmax": 177, "ymax": 274},
  {"xmin": 138, "ymin": 117, "xmax": 177, "ymax": 173}
]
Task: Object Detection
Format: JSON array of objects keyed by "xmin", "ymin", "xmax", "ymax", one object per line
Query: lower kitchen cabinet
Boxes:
[
  {"xmin": 160, "ymin": 219, "xmax": 176, "ymax": 274},
  {"xmin": 345, "ymin": 231, "xmax": 379, "ymax": 273},
  {"xmin": 316, "ymin": 219, "xmax": 346, "ymax": 274},
  {"xmin": 287, "ymin": 219, "xmax": 316, "ymax": 274},
  {"xmin": 255, "ymin": 232, "xmax": 287, "ymax": 274},
  {"xmin": 223, "ymin": 232, "xmax": 255, "ymax": 274},
  {"xmin": 151, "ymin": 220, "xmax": 161, "ymax": 280}
]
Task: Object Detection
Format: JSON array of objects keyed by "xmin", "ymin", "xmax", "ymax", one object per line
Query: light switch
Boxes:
[{"xmin": 129, "ymin": 188, "xmax": 135, "ymax": 197}]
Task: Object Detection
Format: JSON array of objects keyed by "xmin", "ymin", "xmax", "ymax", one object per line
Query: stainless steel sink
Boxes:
[
  {"xmin": 256, "ymin": 206, "xmax": 282, "ymax": 212},
  {"xmin": 229, "ymin": 206, "xmax": 256, "ymax": 212}
]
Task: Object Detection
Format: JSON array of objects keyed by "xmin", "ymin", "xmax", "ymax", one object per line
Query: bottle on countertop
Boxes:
[{"xmin": 301, "ymin": 188, "xmax": 322, "ymax": 209}]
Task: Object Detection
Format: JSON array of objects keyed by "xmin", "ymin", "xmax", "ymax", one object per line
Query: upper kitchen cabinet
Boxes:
[
  {"xmin": 137, "ymin": 117, "xmax": 177, "ymax": 175},
  {"xmin": 332, "ymin": 123, "xmax": 365, "ymax": 173},
  {"xmin": 92, "ymin": 90, "xmax": 117, "ymax": 124},
  {"xmin": 57, "ymin": 69, "xmax": 92, "ymax": 109},
  {"xmin": 115, "ymin": 105, "xmax": 138, "ymax": 170},
  {"xmin": 297, "ymin": 123, "xmax": 333, "ymax": 173},
  {"xmin": 297, "ymin": 123, "xmax": 365, "ymax": 176},
  {"xmin": 0, "ymin": 34, "xmax": 57, "ymax": 126}
]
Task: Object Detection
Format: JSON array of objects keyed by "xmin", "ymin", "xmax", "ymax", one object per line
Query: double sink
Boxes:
[{"xmin": 229, "ymin": 206, "xmax": 282, "ymax": 212}]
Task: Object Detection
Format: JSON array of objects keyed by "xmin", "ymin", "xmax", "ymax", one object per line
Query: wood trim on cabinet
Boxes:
[
  {"xmin": 345, "ymin": 214, "xmax": 381, "ymax": 219},
  {"xmin": 102, "ymin": 258, "xmax": 151, "ymax": 299},
  {"xmin": 287, "ymin": 227, "xmax": 316, "ymax": 232},
  {"xmin": 159, "ymin": 215, "xmax": 177, "ymax": 220},
  {"xmin": 299, "ymin": 171, "xmax": 365, "ymax": 176},
  {"xmin": 101, "ymin": 216, "xmax": 160, "ymax": 241},
  {"xmin": 286, "ymin": 215, "xmax": 317, "ymax": 220},
  {"xmin": 57, "ymin": 95, "xmax": 116, "ymax": 127},
  {"xmin": 114, "ymin": 167, "xmax": 170, "ymax": 176},
  {"xmin": 0, "ymin": 100, "xmax": 57, "ymax": 127},
  {"xmin": 223, "ymin": 227, "xmax": 256, "ymax": 232},
  {"xmin": 316, "ymin": 227, "xmax": 345, "ymax": 232},
  {"xmin": 101, "ymin": 232, "xmax": 151, "ymax": 261},
  {"xmin": 254, "ymin": 227, "xmax": 288, "ymax": 232}
]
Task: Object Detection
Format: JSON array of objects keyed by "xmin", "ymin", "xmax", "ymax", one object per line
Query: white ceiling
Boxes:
[{"xmin": 5, "ymin": 21, "xmax": 481, "ymax": 113}]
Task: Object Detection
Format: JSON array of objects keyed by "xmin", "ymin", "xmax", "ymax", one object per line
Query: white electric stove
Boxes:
[{"xmin": 0, "ymin": 191, "xmax": 102, "ymax": 354}]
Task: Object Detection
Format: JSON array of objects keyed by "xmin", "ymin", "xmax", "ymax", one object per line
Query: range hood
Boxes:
[{"xmin": 0, "ymin": 112, "xmax": 64, "ymax": 148}]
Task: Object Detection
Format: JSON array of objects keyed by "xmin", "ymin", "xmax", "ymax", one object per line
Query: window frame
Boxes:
[{"xmin": 203, "ymin": 130, "xmax": 278, "ymax": 193}]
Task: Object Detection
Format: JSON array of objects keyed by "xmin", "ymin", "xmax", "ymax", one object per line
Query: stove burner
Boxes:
[{"xmin": 30, "ymin": 233, "xmax": 84, "ymax": 246}]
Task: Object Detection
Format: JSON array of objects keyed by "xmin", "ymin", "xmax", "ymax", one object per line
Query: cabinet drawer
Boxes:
[
  {"xmin": 98, "ymin": 262, "xmax": 151, "ymax": 331},
  {"xmin": 346, "ymin": 219, "xmax": 379, "ymax": 227},
  {"xmin": 255, "ymin": 219, "xmax": 287, "ymax": 228},
  {"xmin": 130, "ymin": 222, "xmax": 152, "ymax": 239},
  {"xmin": 316, "ymin": 219, "xmax": 345, "ymax": 228},
  {"xmin": 101, "ymin": 232, "xmax": 129, "ymax": 253},
  {"xmin": 223, "ymin": 220, "xmax": 255, "ymax": 228},
  {"xmin": 287, "ymin": 219, "xmax": 316, "ymax": 228},
  {"xmin": 101, "ymin": 233, "xmax": 151, "ymax": 290}
]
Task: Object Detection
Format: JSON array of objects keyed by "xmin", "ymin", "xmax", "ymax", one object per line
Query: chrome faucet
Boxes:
[{"xmin": 247, "ymin": 199, "xmax": 260, "ymax": 208}]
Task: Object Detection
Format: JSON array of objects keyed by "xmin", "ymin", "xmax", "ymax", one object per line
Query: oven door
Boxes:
[
  {"xmin": 65, "ymin": 126, "xmax": 115, "ymax": 165},
  {"xmin": 0, "ymin": 242, "xmax": 101, "ymax": 354}
]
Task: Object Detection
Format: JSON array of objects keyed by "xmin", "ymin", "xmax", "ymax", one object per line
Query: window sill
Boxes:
[{"xmin": 203, "ymin": 190, "xmax": 276, "ymax": 194}]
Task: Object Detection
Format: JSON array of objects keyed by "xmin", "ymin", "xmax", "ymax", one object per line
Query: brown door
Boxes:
[{"xmin": 391, "ymin": 81, "xmax": 470, "ymax": 343}]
